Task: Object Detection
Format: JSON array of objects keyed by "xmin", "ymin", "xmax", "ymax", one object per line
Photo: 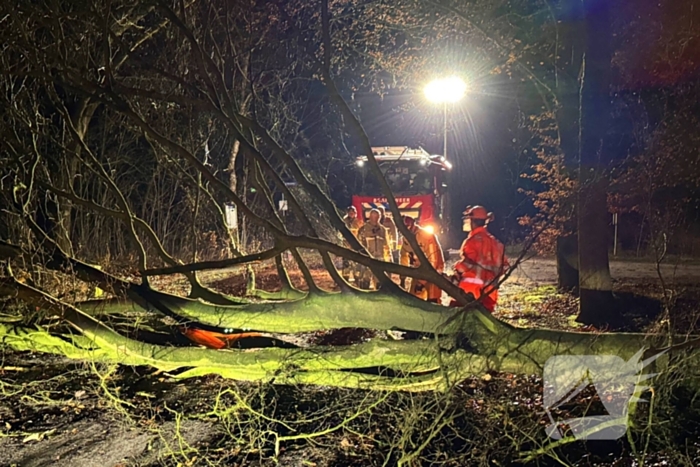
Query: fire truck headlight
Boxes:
[
  {"xmin": 424, "ymin": 224, "xmax": 435, "ymax": 235},
  {"xmin": 356, "ymin": 159, "xmax": 365, "ymax": 167}
]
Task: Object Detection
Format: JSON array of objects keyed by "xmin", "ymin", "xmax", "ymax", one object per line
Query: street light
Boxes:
[{"xmin": 424, "ymin": 77, "xmax": 467, "ymax": 160}]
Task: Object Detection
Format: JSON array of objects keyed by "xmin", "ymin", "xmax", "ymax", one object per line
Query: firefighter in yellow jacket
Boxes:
[
  {"xmin": 400, "ymin": 216, "xmax": 445, "ymax": 303},
  {"xmin": 376, "ymin": 205, "xmax": 398, "ymax": 260},
  {"xmin": 341, "ymin": 206, "xmax": 363, "ymax": 281},
  {"xmin": 357, "ymin": 209, "xmax": 390, "ymax": 289}
]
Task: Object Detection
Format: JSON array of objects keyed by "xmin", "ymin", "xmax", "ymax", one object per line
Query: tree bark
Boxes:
[
  {"xmin": 226, "ymin": 139, "xmax": 241, "ymax": 253},
  {"xmin": 54, "ymin": 102, "xmax": 97, "ymax": 255},
  {"xmin": 2, "ymin": 279, "xmax": 694, "ymax": 393},
  {"xmin": 552, "ymin": 1, "xmax": 584, "ymax": 292},
  {"xmin": 576, "ymin": 0, "xmax": 622, "ymax": 328},
  {"xmin": 556, "ymin": 235, "xmax": 579, "ymax": 289}
]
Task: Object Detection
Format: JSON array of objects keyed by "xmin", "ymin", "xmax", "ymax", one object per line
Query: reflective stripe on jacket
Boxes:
[
  {"xmin": 455, "ymin": 226, "xmax": 509, "ymax": 310},
  {"xmin": 358, "ymin": 222, "xmax": 390, "ymax": 261},
  {"xmin": 382, "ymin": 217, "xmax": 398, "ymax": 251},
  {"xmin": 458, "ymin": 226, "xmax": 508, "ymax": 282}
]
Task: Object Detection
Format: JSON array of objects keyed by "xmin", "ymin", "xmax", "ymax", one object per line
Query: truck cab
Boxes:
[{"xmin": 351, "ymin": 146, "xmax": 451, "ymax": 237}]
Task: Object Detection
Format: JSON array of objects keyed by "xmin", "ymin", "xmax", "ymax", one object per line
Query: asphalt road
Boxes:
[
  {"xmin": 505, "ymin": 257, "xmax": 700, "ymax": 286},
  {"xmin": 196, "ymin": 252, "xmax": 700, "ymax": 290}
]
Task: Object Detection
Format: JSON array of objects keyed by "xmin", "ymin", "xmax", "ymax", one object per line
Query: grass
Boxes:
[
  {"xmin": 500, "ymin": 285, "xmax": 562, "ymax": 318},
  {"xmin": 496, "ymin": 284, "xmax": 585, "ymax": 331}
]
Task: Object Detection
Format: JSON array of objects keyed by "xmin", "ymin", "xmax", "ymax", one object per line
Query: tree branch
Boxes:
[
  {"xmin": 144, "ymin": 246, "xmax": 286, "ymax": 276},
  {"xmin": 319, "ymin": 0, "xmax": 467, "ymax": 302}
]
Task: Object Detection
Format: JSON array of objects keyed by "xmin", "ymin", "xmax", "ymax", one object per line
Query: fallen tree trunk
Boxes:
[{"xmin": 3, "ymin": 277, "xmax": 697, "ymax": 393}]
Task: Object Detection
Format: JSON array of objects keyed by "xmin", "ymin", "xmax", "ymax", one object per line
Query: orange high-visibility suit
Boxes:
[
  {"xmin": 454, "ymin": 225, "xmax": 509, "ymax": 311},
  {"xmin": 180, "ymin": 326, "xmax": 262, "ymax": 349},
  {"xmin": 400, "ymin": 226, "xmax": 445, "ymax": 301}
]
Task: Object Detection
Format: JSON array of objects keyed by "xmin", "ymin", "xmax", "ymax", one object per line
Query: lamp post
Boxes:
[{"xmin": 424, "ymin": 77, "xmax": 467, "ymax": 159}]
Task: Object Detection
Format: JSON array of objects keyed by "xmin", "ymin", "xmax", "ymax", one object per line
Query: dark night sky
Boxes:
[
  {"xmin": 317, "ymin": 0, "xmax": 700, "ymax": 248},
  {"xmin": 347, "ymin": 76, "xmax": 526, "ymax": 246}
]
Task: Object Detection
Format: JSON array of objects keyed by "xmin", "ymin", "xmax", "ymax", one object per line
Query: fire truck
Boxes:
[{"xmin": 351, "ymin": 146, "xmax": 452, "ymax": 237}]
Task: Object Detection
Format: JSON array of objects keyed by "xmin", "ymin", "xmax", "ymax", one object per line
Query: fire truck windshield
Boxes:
[{"xmin": 357, "ymin": 159, "xmax": 435, "ymax": 196}]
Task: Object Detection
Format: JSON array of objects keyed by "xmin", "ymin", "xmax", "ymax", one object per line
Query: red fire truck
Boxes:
[{"xmin": 351, "ymin": 146, "xmax": 452, "ymax": 237}]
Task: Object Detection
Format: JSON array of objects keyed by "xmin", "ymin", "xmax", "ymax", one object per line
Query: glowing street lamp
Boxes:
[
  {"xmin": 424, "ymin": 77, "xmax": 467, "ymax": 160},
  {"xmin": 424, "ymin": 77, "xmax": 467, "ymax": 104}
]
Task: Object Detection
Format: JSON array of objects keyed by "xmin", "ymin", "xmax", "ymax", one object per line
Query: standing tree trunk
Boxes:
[
  {"xmin": 228, "ymin": 140, "xmax": 241, "ymax": 195},
  {"xmin": 576, "ymin": 0, "xmax": 623, "ymax": 328},
  {"xmin": 556, "ymin": 235, "xmax": 579, "ymax": 289},
  {"xmin": 553, "ymin": 2, "xmax": 584, "ymax": 292},
  {"xmin": 54, "ymin": 101, "xmax": 98, "ymax": 256},
  {"xmin": 227, "ymin": 139, "xmax": 241, "ymax": 253},
  {"xmin": 54, "ymin": 168, "xmax": 75, "ymax": 255}
]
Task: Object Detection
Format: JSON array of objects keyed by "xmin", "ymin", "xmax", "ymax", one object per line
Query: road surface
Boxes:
[{"xmin": 504, "ymin": 257, "xmax": 700, "ymax": 286}]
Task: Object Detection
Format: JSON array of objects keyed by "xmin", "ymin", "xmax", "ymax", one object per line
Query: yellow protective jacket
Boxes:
[
  {"xmin": 343, "ymin": 215, "xmax": 362, "ymax": 237},
  {"xmin": 381, "ymin": 216, "xmax": 398, "ymax": 251},
  {"xmin": 358, "ymin": 222, "xmax": 390, "ymax": 261}
]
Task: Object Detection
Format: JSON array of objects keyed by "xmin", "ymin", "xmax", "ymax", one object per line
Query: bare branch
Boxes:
[
  {"xmin": 144, "ymin": 246, "xmax": 286, "ymax": 276},
  {"xmin": 319, "ymin": 0, "xmax": 467, "ymax": 303}
]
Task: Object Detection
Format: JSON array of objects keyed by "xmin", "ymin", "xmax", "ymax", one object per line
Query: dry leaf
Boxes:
[{"xmin": 22, "ymin": 429, "xmax": 55, "ymax": 443}]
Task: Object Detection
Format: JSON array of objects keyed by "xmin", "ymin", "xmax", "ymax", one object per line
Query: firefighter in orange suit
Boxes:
[
  {"xmin": 453, "ymin": 206, "xmax": 509, "ymax": 311},
  {"xmin": 400, "ymin": 216, "xmax": 445, "ymax": 303}
]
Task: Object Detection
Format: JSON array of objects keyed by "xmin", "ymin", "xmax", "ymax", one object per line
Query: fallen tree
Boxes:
[
  {"xmin": 3, "ymin": 267, "xmax": 698, "ymax": 394},
  {"xmin": 4, "ymin": 5, "xmax": 700, "ymax": 464},
  {"xmin": 1, "ymin": 0, "xmax": 699, "ymax": 401}
]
